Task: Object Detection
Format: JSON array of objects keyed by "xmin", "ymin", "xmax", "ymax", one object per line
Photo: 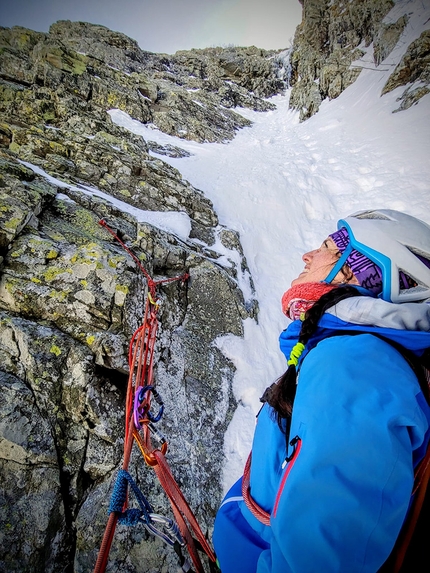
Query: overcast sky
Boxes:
[{"xmin": 0, "ymin": 0, "xmax": 302, "ymax": 54}]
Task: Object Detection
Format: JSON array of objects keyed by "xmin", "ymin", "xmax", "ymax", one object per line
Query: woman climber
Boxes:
[{"xmin": 212, "ymin": 209, "xmax": 430, "ymax": 573}]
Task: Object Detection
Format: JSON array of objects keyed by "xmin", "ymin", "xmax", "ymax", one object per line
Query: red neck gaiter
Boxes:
[{"xmin": 281, "ymin": 282, "xmax": 337, "ymax": 321}]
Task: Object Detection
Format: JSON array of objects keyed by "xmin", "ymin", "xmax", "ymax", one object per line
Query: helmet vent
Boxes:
[
  {"xmin": 354, "ymin": 211, "xmax": 391, "ymax": 221},
  {"xmin": 405, "ymin": 246, "xmax": 430, "ymax": 263},
  {"xmin": 398, "ymin": 267, "xmax": 419, "ymax": 290},
  {"xmin": 399, "ymin": 284, "xmax": 428, "ymax": 295}
]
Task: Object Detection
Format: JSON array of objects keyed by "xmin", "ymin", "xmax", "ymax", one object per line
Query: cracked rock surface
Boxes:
[
  {"xmin": 0, "ymin": 153, "xmax": 257, "ymax": 572},
  {"xmin": 0, "ymin": 19, "xmax": 271, "ymax": 572}
]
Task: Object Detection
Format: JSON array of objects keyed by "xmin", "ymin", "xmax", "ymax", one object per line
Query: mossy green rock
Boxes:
[
  {"xmin": 0, "ymin": 151, "xmax": 255, "ymax": 571},
  {"xmin": 382, "ymin": 29, "xmax": 430, "ymax": 100}
]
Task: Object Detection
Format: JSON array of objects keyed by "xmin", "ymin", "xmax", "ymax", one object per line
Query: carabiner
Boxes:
[
  {"xmin": 146, "ymin": 513, "xmax": 185, "ymax": 547},
  {"xmin": 133, "ymin": 385, "xmax": 164, "ymax": 429}
]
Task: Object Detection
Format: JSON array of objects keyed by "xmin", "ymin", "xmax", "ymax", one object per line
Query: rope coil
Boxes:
[{"xmin": 108, "ymin": 469, "xmax": 185, "ymax": 546}]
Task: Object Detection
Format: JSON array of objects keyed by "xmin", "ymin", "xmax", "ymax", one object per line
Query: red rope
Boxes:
[
  {"xmin": 241, "ymin": 453, "xmax": 271, "ymax": 526},
  {"xmin": 94, "ymin": 220, "xmax": 214, "ymax": 573},
  {"xmin": 98, "ymin": 219, "xmax": 189, "ymax": 293}
]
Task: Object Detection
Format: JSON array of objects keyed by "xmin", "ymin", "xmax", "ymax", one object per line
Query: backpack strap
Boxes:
[
  {"xmin": 378, "ymin": 442, "xmax": 430, "ymax": 572},
  {"xmin": 370, "ymin": 332, "xmax": 430, "ymax": 405}
]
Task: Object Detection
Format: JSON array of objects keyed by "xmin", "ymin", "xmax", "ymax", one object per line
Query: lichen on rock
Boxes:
[
  {"xmin": 0, "ymin": 139, "xmax": 255, "ymax": 571},
  {"xmin": 382, "ymin": 29, "xmax": 430, "ymax": 110}
]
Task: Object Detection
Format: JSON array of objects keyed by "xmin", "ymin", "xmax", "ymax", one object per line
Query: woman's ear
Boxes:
[
  {"xmin": 344, "ymin": 265, "xmax": 360, "ymax": 285},
  {"xmin": 339, "ymin": 264, "xmax": 360, "ymax": 285}
]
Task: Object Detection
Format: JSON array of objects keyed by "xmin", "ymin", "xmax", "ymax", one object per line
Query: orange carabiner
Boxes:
[
  {"xmin": 133, "ymin": 429, "xmax": 168, "ymax": 467},
  {"xmin": 142, "ymin": 442, "xmax": 168, "ymax": 467}
]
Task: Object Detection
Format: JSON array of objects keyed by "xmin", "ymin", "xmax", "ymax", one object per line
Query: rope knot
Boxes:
[
  {"xmin": 118, "ymin": 508, "xmax": 143, "ymax": 526},
  {"xmin": 108, "ymin": 469, "xmax": 153, "ymax": 525}
]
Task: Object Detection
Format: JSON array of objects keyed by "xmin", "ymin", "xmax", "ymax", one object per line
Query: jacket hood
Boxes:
[
  {"xmin": 280, "ymin": 297, "xmax": 430, "ymax": 362},
  {"xmin": 327, "ymin": 297, "xmax": 430, "ymax": 332}
]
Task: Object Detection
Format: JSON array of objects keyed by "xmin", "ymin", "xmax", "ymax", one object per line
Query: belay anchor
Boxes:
[{"xmin": 93, "ymin": 220, "xmax": 219, "ymax": 573}]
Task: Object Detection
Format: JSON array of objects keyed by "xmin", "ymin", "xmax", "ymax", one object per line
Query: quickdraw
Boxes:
[{"xmin": 93, "ymin": 220, "xmax": 218, "ymax": 573}]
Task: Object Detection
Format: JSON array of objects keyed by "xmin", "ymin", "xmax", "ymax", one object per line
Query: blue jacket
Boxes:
[{"xmin": 213, "ymin": 297, "xmax": 430, "ymax": 572}]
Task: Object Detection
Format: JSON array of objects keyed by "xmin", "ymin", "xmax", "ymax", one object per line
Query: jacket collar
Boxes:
[{"xmin": 279, "ymin": 298, "xmax": 430, "ymax": 361}]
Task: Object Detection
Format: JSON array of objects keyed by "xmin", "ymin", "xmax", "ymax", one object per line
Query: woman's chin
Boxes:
[{"xmin": 291, "ymin": 272, "xmax": 310, "ymax": 286}]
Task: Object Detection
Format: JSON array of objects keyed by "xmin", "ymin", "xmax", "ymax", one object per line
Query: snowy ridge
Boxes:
[{"xmin": 18, "ymin": 160, "xmax": 256, "ymax": 308}]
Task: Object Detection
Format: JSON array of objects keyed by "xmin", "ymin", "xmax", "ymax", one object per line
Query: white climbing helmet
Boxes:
[{"xmin": 334, "ymin": 209, "xmax": 430, "ymax": 303}]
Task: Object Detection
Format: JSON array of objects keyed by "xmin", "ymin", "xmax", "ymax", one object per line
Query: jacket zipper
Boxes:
[{"xmin": 273, "ymin": 435, "xmax": 302, "ymax": 518}]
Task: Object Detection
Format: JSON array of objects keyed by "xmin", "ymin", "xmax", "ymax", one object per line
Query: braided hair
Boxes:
[{"xmin": 265, "ymin": 285, "xmax": 363, "ymax": 433}]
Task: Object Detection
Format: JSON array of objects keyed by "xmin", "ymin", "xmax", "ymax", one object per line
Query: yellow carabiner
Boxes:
[{"xmin": 147, "ymin": 292, "xmax": 159, "ymax": 308}]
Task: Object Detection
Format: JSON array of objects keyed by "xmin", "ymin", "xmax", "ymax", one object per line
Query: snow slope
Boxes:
[{"xmin": 109, "ymin": 0, "xmax": 429, "ymax": 492}]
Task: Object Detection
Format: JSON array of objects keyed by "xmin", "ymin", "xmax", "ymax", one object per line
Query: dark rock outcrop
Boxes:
[
  {"xmin": 288, "ymin": 0, "xmax": 429, "ymax": 120},
  {"xmin": 0, "ymin": 22, "xmax": 287, "ymax": 145},
  {"xmin": 382, "ymin": 28, "xmax": 430, "ymax": 111}
]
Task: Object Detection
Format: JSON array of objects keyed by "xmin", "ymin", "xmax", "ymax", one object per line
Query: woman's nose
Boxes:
[{"xmin": 302, "ymin": 249, "xmax": 315, "ymax": 263}]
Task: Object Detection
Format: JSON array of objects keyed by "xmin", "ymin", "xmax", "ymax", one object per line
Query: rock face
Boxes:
[
  {"xmin": 382, "ymin": 28, "xmax": 430, "ymax": 111},
  {"xmin": 0, "ymin": 20, "xmax": 270, "ymax": 573},
  {"xmin": 0, "ymin": 21, "xmax": 287, "ymax": 145},
  {"xmin": 2, "ymin": 4, "xmax": 429, "ymax": 572},
  {"xmin": 289, "ymin": 0, "xmax": 429, "ymax": 120},
  {"xmin": 0, "ymin": 149, "xmax": 257, "ymax": 572}
]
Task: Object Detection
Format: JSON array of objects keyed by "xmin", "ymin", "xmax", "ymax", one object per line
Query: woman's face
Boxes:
[{"xmin": 291, "ymin": 237, "xmax": 358, "ymax": 286}]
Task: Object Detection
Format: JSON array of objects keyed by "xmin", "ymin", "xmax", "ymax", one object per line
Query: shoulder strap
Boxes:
[
  {"xmin": 371, "ymin": 332, "xmax": 429, "ymax": 404},
  {"xmin": 378, "ymin": 442, "xmax": 430, "ymax": 572}
]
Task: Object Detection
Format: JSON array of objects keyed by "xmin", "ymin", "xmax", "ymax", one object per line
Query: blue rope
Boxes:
[
  {"xmin": 107, "ymin": 470, "xmax": 187, "ymax": 554},
  {"xmin": 108, "ymin": 469, "xmax": 153, "ymax": 526}
]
